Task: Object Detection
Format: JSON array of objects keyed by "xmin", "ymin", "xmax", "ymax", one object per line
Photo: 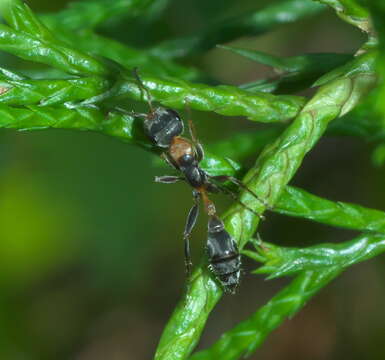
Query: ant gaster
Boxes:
[{"xmin": 131, "ymin": 69, "xmax": 264, "ymax": 293}]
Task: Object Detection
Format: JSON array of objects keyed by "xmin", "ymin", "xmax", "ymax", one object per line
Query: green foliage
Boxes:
[
  {"xmin": 316, "ymin": 0, "xmax": 372, "ymax": 32},
  {"xmin": 0, "ymin": 0, "xmax": 384, "ymax": 359},
  {"xmin": 246, "ymin": 233, "xmax": 385, "ymax": 278},
  {"xmin": 190, "ymin": 269, "xmax": 341, "ymax": 360},
  {"xmin": 150, "ymin": 0, "xmax": 326, "ymax": 59},
  {"xmin": 41, "ymin": 0, "xmax": 156, "ymax": 30},
  {"xmin": 219, "ymin": 45, "xmax": 353, "ymax": 93}
]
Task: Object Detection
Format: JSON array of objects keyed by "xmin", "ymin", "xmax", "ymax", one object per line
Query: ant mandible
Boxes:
[{"xmin": 130, "ymin": 69, "xmax": 265, "ymax": 293}]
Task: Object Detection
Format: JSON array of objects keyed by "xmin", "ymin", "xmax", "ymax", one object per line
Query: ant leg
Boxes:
[
  {"xmin": 132, "ymin": 67, "xmax": 154, "ymax": 111},
  {"xmin": 155, "ymin": 175, "xmax": 184, "ymax": 184},
  {"xmin": 156, "ymin": 154, "xmax": 182, "ymax": 182},
  {"xmin": 209, "ymin": 182, "xmax": 265, "ymax": 220},
  {"xmin": 114, "ymin": 106, "xmax": 147, "ymax": 119},
  {"xmin": 161, "ymin": 152, "xmax": 179, "ymax": 170},
  {"xmin": 194, "ymin": 139, "xmax": 204, "ymax": 163},
  {"xmin": 188, "ymin": 116, "xmax": 204, "ymax": 162},
  {"xmin": 184, "ymin": 99, "xmax": 205, "ymax": 162},
  {"xmin": 255, "ymin": 232, "xmax": 269, "ymax": 252},
  {"xmin": 210, "ymin": 175, "xmax": 272, "ymax": 209},
  {"xmin": 183, "ymin": 191, "xmax": 200, "ymax": 277}
]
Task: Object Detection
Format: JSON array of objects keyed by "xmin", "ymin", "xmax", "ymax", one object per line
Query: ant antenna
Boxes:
[
  {"xmin": 215, "ymin": 183, "xmax": 265, "ymax": 220},
  {"xmin": 132, "ymin": 67, "xmax": 154, "ymax": 112}
]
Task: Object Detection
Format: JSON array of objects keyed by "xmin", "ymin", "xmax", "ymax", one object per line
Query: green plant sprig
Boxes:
[
  {"xmin": 364, "ymin": 1, "xmax": 385, "ymax": 119},
  {"xmin": 316, "ymin": 0, "xmax": 372, "ymax": 33},
  {"xmin": 150, "ymin": 0, "xmax": 326, "ymax": 59},
  {"xmin": 201, "ymin": 150, "xmax": 385, "ymax": 235},
  {"xmin": 219, "ymin": 45, "xmax": 353, "ymax": 94},
  {"xmin": 0, "ymin": 72, "xmax": 306, "ymax": 123},
  {"xmin": 189, "ymin": 268, "xmax": 341, "ymax": 360},
  {"xmin": 0, "ymin": 105, "xmax": 142, "ymax": 144},
  {"xmin": 192, "ymin": 232, "xmax": 385, "ymax": 360},
  {"xmin": 183, "ymin": 37, "xmax": 380, "ymax": 360},
  {"xmin": 224, "ymin": 53, "xmax": 376, "ymax": 249},
  {"xmin": 0, "ymin": 1, "xmax": 383, "ymax": 360},
  {"xmin": 205, "ymin": 95, "xmax": 385, "ymax": 153},
  {"xmin": 0, "ymin": 102, "xmax": 383, "ymax": 238},
  {"xmin": 154, "ymin": 51, "xmax": 377, "ymax": 360},
  {"xmin": 0, "ymin": 1, "xmax": 109, "ymax": 76},
  {"xmin": 52, "ymin": 30, "xmax": 200, "ymax": 80},
  {"xmin": 39, "ymin": 0, "xmax": 201, "ymax": 80},
  {"xmin": 0, "ymin": 76, "xmax": 112, "ymax": 106},
  {"xmin": 246, "ymin": 232, "xmax": 385, "ymax": 278},
  {"xmin": 40, "ymin": 14, "xmax": 200, "ymax": 80},
  {"xmin": 275, "ymin": 186, "xmax": 385, "ymax": 232},
  {"xmin": 41, "ymin": 0, "xmax": 155, "ymax": 31},
  {"xmin": 0, "ymin": 1, "xmax": 306, "ymax": 123},
  {"xmin": 114, "ymin": 74, "xmax": 306, "ymax": 122}
]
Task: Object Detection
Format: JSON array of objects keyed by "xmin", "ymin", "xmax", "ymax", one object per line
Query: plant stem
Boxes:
[
  {"xmin": 154, "ymin": 52, "xmax": 376, "ymax": 360},
  {"xmin": 190, "ymin": 268, "xmax": 341, "ymax": 360}
]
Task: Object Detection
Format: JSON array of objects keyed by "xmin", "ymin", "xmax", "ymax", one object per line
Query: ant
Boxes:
[{"xmin": 130, "ymin": 69, "xmax": 265, "ymax": 293}]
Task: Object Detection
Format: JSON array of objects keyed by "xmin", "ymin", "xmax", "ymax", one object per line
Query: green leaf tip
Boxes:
[
  {"xmin": 0, "ymin": 0, "xmax": 109, "ymax": 77},
  {"xmin": 218, "ymin": 45, "xmax": 352, "ymax": 74},
  {"xmin": 247, "ymin": 233, "xmax": 385, "ymax": 279},
  {"xmin": 315, "ymin": 0, "xmax": 373, "ymax": 33}
]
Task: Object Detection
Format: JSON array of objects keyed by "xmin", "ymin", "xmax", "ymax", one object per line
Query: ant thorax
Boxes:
[
  {"xmin": 169, "ymin": 137, "xmax": 195, "ymax": 165},
  {"xmin": 144, "ymin": 107, "xmax": 184, "ymax": 148}
]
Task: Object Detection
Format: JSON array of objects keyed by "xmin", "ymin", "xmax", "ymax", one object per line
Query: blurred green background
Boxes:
[{"xmin": 1, "ymin": 0, "xmax": 384, "ymax": 359}]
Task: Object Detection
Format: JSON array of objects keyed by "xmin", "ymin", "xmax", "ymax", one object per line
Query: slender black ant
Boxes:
[{"xmin": 130, "ymin": 69, "xmax": 265, "ymax": 293}]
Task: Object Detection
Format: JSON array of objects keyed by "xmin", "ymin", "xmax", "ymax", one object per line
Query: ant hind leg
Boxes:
[
  {"xmin": 183, "ymin": 191, "xmax": 200, "ymax": 277},
  {"xmin": 209, "ymin": 180, "xmax": 265, "ymax": 220},
  {"xmin": 210, "ymin": 175, "xmax": 272, "ymax": 210}
]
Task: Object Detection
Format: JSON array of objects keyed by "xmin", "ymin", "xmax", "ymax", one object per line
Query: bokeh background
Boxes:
[{"xmin": 1, "ymin": 0, "xmax": 384, "ymax": 359}]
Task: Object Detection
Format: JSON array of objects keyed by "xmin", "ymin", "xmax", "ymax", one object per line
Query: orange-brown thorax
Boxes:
[
  {"xmin": 169, "ymin": 136, "xmax": 195, "ymax": 164},
  {"xmin": 168, "ymin": 136, "xmax": 217, "ymax": 217}
]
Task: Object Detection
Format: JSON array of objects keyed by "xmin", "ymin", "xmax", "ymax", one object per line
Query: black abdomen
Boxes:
[{"xmin": 207, "ymin": 216, "xmax": 241, "ymax": 293}]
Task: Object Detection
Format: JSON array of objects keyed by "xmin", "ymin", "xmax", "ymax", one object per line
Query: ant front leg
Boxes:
[
  {"xmin": 132, "ymin": 67, "xmax": 154, "ymax": 111},
  {"xmin": 113, "ymin": 106, "xmax": 148, "ymax": 119},
  {"xmin": 156, "ymin": 154, "xmax": 183, "ymax": 183},
  {"xmin": 183, "ymin": 190, "xmax": 200, "ymax": 277},
  {"xmin": 155, "ymin": 175, "xmax": 184, "ymax": 184},
  {"xmin": 161, "ymin": 152, "xmax": 180, "ymax": 170}
]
